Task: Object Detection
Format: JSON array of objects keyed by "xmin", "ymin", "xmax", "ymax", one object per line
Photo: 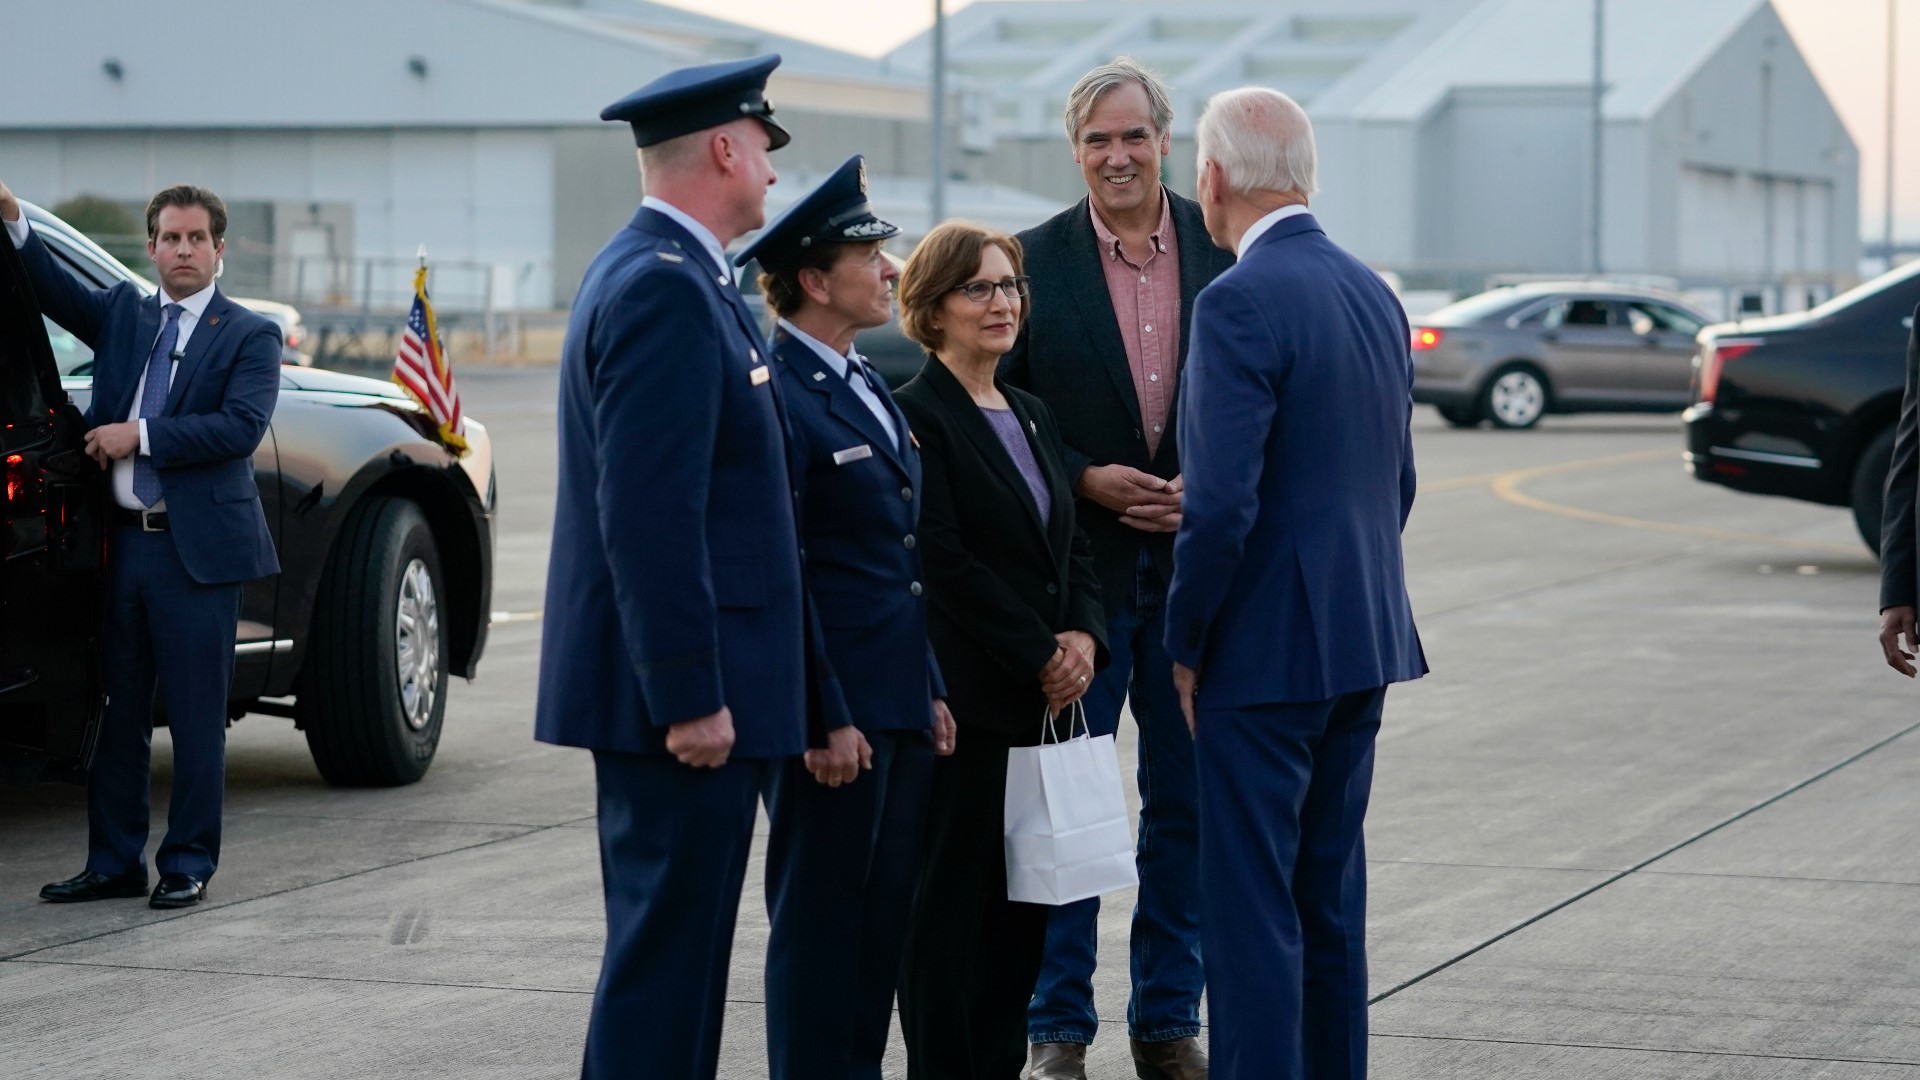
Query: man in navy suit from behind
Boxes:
[
  {"xmin": 534, "ymin": 56, "xmax": 859, "ymax": 1080},
  {"xmin": 2, "ymin": 181, "xmax": 282, "ymax": 910},
  {"xmin": 1164, "ymin": 89, "xmax": 1427, "ymax": 1079}
]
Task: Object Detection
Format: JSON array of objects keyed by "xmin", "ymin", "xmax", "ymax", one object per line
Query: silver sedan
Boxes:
[{"xmin": 1410, "ymin": 283, "xmax": 1708, "ymax": 429}]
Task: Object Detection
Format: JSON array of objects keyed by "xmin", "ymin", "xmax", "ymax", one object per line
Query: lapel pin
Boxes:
[
  {"xmin": 207, "ymin": 316, "xmax": 219, "ymax": 326},
  {"xmin": 1029, "ymin": 419, "xmax": 1037, "ymax": 435},
  {"xmin": 813, "ymin": 371, "xmax": 827, "ymax": 381}
]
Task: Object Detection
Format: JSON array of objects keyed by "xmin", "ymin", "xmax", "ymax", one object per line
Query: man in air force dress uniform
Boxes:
[{"xmin": 534, "ymin": 55, "xmax": 847, "ymax": 1080}]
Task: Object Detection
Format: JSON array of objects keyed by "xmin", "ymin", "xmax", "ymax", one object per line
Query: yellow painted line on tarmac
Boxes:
[
  {"xmin": 490, "ymin": 610, "xmax": 544, "ymax": 625},
  {"xmin": 1421, "ymin": 448, "xmax": 1669, "ymax": 493},
  {"xmin": 1481, "ymin": 448, "xmax": 1865, "ymax": 556}
]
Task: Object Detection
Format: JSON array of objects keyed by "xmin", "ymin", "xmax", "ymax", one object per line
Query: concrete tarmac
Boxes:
[{"xmin": 2, "ymin": 366, "xmax": 1915, "ymax": 1078}]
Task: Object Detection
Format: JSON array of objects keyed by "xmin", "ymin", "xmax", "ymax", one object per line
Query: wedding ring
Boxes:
[{"xmin": 1078, "ymin": 675, "xmax": 1088, "ymax": 684}]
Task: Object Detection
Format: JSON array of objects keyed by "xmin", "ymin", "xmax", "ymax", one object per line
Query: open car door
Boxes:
[{"xmin": 0, "ymin": 227, "xmax": 106, "ymax": 783}]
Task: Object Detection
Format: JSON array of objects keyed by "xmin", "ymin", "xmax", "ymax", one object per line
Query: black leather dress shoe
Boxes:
[
  {"xmin": 149, "ymin": 873, "xmax": 208, "ymax": 909},
  {"xmin": 40, "ymin": 869, "xmax": 150, "ymax": 903}
]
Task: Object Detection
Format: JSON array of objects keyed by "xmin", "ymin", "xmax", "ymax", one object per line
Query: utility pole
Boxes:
[
  {"xmin": 931, "ymin": 0, "xmax": 948, "ymax": 229},
  {"xmin": 1887, "ymin": 0, "xmax": 1898, "ymax": 269},
  {"xmin": 1590, "ymin": 0, "xmax": 1605, "ymax": 276}
]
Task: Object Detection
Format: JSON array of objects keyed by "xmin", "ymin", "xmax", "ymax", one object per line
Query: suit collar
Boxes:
[
  {"xmin": 637, "ymin": 197, "xmax": 731, "ymax": 283},
  {"xmin": 1058, "ymin": 198, "xmax": 1144, "ymax": 431},
  {"xmin": 162, "ymin": 288, "xmax": 235, "ymax": 416},
  {"xmin": 1238, "ymin": 207, "xmax": 1320, "ymax": 258},
  {"xmin": 919, "ymin": 356, "xmax": 1055, "ymax": 549},
  {"xmin": 773, "ymin": 327, "xmax": 912, "ymax": 479}
]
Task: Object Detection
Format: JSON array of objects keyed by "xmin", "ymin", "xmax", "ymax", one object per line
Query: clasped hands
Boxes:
[
  {"xmin": 671, "ymin": 697, "xmax": 958, "ymax": 786},
  {"xmin": 82, "ymin": 422, "xmax": 141, "ymax": 468},
  {"xmin": 1040, "ymin": 630, "xmax": 1097, "ymax": 717},
  {"xmin": 1079, "ymin": 464, "xmax": 1182, "ymax": 533}
]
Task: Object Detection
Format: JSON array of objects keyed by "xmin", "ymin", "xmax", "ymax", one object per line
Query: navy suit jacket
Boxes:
[
  {"xmin": 536, "ymin": 206, "xmax": 833, "ymax": 759},
  {"xmin": 772, "ymin": 328, "xmax": 945, "ymax": 731},
  {"xmin": 1165, "ymin": 213, "xmax": 1426, "ymax": 706},
  {"xmin": 14, "ymin": 228, "xmax": 279, "ymax": 585}
]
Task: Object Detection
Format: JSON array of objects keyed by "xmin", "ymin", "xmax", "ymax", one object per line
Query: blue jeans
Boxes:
[{"xmin": 1028, "ymin": 549, "xmax": 1203, "ymax": 1044}]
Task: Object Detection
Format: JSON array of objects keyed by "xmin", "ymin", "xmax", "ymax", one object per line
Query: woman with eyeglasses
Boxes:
[{"xmin": 893, "ymin": 221, "xmax": 1109, "ymax": 1079}]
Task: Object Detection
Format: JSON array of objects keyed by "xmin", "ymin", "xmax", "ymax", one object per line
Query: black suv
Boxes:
[
  {"xmin": 2, "ymin": 203, "xmax": 494, "ymax": 786},
  {"xmin": 1685, "ymin": 261, "xmax": 1920, "ymax": 553}
]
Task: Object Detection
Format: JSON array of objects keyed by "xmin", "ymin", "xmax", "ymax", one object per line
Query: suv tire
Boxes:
[
  {"xmin": 1852, "ymin": 425, "xmax": 1896, "ymax": 558},
  {"xmin": 300, "ymin": 496, "xmax": 448, "ymax": 786}
]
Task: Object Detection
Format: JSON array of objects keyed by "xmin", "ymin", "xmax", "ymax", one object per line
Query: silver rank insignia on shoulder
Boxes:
[
  {"xmin": 750, "ymin": 365, "xmax": 771, "ymax": 386},
  {"xmin": 655, "ymin": 251, "xmax": 683, "ymax": 264}
]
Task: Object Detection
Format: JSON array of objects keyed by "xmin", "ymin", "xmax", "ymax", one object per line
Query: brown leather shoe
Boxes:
[
  {"xmin": 1132, "ymin": 1036, "xmax": 1209, "ymax": 1080},
  {"xmin": 1027, "ymin": 1041, "xmax": 1088, "ymax": 1080}
]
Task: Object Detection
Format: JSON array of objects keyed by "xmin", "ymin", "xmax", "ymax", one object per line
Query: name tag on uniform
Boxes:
[
  {"xmin": 750, "ymin": 365, "xmax": 771, "ymax": 386},
  {"xmin": 833, "ymin": 444, "xmax": 874, "ymax": 466}
]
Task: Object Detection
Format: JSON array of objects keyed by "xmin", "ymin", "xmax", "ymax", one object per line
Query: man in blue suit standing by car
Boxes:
[
  {"xmin": 534, "ymin": 55, "xmax": 854, "ymax": 1080},
  {"xmin": 1, "ymin": 180, "xmax": 281, "ymax": 911},
  {"xmin": 1165, "ymin": 89, "xmax": 1427, "ymax": 1080}
]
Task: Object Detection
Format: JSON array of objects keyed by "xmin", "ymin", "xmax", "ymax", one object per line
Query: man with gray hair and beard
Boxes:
[{"xmin": 1166, "ymin": 89, "xmax": 1427, "ymax": 1079}]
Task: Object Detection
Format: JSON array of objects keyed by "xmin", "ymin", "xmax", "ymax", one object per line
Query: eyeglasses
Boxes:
[{"xmin": 952, "ymin": 276, "xmax": 1030, "ymax": 303}]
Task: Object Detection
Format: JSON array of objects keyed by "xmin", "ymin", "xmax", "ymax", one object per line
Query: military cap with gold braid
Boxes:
[{"xmin": 734, "ymin": 154, "xmax": 898, "ymax": 273}]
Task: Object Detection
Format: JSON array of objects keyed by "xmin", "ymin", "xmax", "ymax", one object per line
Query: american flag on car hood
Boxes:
[{"xmin": 392, "ymin": 263, "xmax": 468, "ymax": 454}]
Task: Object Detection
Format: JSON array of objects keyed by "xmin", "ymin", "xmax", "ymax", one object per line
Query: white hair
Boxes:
[{"xmin": 1194, "ymin": 87, "xmax": 1318, "ymax": 197}]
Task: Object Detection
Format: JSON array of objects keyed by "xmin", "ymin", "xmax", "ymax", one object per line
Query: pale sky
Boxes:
[{"xmin": 653, "ymin": 0, "xmax": 1920, "ymax": 242}]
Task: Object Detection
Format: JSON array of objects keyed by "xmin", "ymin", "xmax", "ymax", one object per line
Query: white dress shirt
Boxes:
[
  {"xmin": 778, "ymin": 318, "xmax": 898, "ymax": 448},
  {"xmin": 4, "ymin": 214, "xmax": 215, "ymax": 510},
  {"xmin": 1236, "ymin": 203, "xmax": 1312, "ymax": 258},
  {"xmin": 641, "ymin": 196, "xmax": 732, "ymax": 285}
]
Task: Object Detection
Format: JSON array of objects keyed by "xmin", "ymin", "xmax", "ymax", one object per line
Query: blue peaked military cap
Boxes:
[
  {"xmin": 734, "ymin": 155, "xmax": 898, "ymax": 271},
  {"xmin": 600, "ymin": 53, "xmax": 791, "ymax": 150}
]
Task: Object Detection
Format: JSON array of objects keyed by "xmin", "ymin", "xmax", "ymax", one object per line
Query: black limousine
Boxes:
[
  {"xmin": 2, "ymin": 203, "xmax": 494, "ymax": 786},
  {"xmin": 1685, "ymin": 260, "xmax": 1920, "ymax": 554}
]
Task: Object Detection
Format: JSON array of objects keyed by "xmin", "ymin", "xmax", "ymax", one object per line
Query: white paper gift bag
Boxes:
[{"xmin": 1004, "ymin": 702, "xmax": 1139, "ymax": 905}]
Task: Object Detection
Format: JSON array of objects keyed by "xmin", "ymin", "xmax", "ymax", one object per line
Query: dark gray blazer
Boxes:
[
  {"xmin": 1879, "ymin": 303, "xmax": 1920, "ymax": 611},
  {"xmin": 1001, "ymin": 190, "xmax": 1236, "ymax": 611}
]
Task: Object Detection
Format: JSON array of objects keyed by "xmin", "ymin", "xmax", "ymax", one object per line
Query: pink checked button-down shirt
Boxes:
[{"xmin": 1089, "ymin": 192, "xmax": 1182, "ymax": 457}]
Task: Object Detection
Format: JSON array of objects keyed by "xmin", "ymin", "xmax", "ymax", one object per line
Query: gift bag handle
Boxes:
[{"xmin": 1038, "ymin": 699, "xmax": 1089, "ymax": 744}]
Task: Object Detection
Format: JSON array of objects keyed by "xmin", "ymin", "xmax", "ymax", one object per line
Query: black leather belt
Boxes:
[{"xmin": 112, "ymin": 507, "xmax": 170, "ymax": 532}]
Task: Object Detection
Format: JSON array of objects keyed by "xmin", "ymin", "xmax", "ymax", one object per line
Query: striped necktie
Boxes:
[{"xmin": 132, "ymin": 303, "xmax": 183, "ymax": 508}]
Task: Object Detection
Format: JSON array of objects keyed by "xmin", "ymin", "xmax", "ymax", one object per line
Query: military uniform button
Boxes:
[
  {"xmin": 903, "ymin": 535, "xmax": 916, "ymax": 550},
  {"xmin": 901, "ymin": 487, "xmax": 913, "ymax": 501},
  {"xmin": 909, "ymin": 581, "xmax": 923, "ymax": 597}
]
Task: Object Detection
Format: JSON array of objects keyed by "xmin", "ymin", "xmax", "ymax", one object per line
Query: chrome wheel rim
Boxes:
[
  {"xmin": 395, "ymin": 558, "xmax": 440, "ymax": 732},
  {"xmin": 1490, "ymin": 371, "xmax": 1545, "ymax": 427}
]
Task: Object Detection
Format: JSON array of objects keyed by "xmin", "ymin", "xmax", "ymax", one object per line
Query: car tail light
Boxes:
[
  {"xmin": 4, "ymin": 453, "xmax": 22, "ymax": 506},
  {"xmin": 1695, "ymin": 337, "xmax": 1761, "ymax": 404},
  {"xmin": 285, "ymin": 329, "xmax": 304, "ymax": 350},
  {"xmin": 1411, "ymin": 327, "xmax": 1443, "ymax": 350}
]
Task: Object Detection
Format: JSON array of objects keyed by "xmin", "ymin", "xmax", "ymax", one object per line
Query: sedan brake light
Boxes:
[
  {"xmin": 1696, "ymin": 337, "xmax": 1761, "ymax": 404},
  {"xmin": 1411, "ymin": 327, "xmax": 1443, "ymax": 350}
]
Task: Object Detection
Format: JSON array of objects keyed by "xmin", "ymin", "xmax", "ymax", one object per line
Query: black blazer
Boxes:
[
  {"xmin": 895, "ymin": 356, "xmax": 1108, "ymax": 741},
  {"xmin": 1002, "ymin": 191, "xmax": 1236, "ymax": 612},
  {"xmin": 1881, "ymin": 302, "xmax": 1920, "ymax": 611}
]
